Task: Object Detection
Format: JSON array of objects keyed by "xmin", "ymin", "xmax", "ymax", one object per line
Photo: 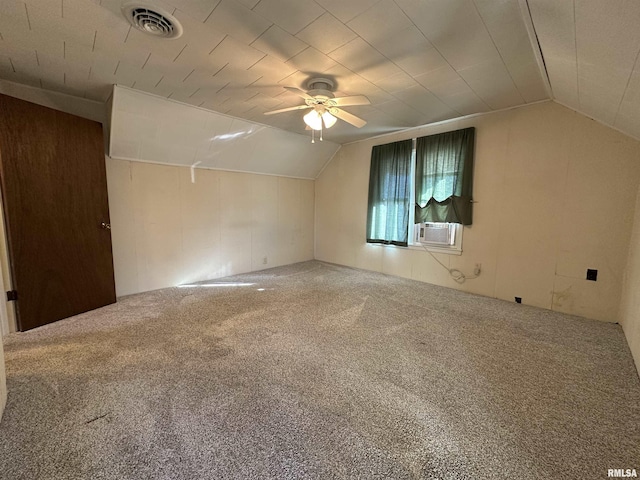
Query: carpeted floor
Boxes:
[{"xmin": 0, "ymin": 260, "xmax": 638, "ymax": 479}]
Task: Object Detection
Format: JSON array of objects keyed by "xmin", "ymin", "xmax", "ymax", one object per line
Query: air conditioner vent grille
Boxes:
[{"xmin": 415, "ymin": 222, "xmax": 456, "ymax": 246}]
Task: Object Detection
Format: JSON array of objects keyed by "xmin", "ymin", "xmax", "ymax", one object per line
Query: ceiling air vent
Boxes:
[{"xmin": 121, "ymin": 3, "xmax": 183, "ymax": 39}]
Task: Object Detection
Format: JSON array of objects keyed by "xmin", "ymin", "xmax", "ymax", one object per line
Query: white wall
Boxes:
[
  {"xmin": 620, "ymin": 187, "xmax": 640, "ymax": 372},
  {"xmin": 315, "ymin": 101, "xmax": 640, "ymax": 323},
  {"xmin": 106, "ymin": 158, "xmax": 315, "ymax": 296}
]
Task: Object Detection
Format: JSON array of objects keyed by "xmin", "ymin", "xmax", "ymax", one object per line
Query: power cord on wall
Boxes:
[{"xmin": 420, "ymin": 245, "xmax": 481, "ymax": 284}]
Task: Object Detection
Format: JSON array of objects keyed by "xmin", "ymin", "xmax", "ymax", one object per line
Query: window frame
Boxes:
[{"xmin": 367, "ymin": 137, "xmax": 466, "ymax": 255}]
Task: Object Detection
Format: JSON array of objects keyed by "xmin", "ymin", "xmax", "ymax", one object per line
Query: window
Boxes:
[
  {"xmin": 366, "ymin": 128, "xmax": 475, "ymax": 253},
  {"xmin": 366, "ymin": 139, "xmax": 413, "ymax": 246}
]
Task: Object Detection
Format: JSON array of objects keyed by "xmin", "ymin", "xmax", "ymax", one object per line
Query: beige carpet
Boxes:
[{"xmin": 0, "ymin": 260, "xmax": 638, "ymax": 479}]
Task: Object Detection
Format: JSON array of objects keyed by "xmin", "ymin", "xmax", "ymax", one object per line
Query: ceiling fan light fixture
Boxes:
[
  {"xmin": 322, "ymin": 111, "xmax": 337, "ymax": 128},
  {"xmin": 304, "ymin": 109, "xmax": 337, "ymax": 130},
  {"xmin": 304, "ymin": 110, "xmax": 322, "ymax": 130}
]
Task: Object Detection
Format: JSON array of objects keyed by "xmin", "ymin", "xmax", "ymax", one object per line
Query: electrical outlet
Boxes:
[
  {"xmin": 262, "ymin": 256, "xmax": 268, "ymax": 265},
  {"xmin": 586, "ymin": 269, "xmax": 597, "ymax": 281},
  {"xmin": 474, "ymin": 263, "xmax": 482, "ymax": 275},
  {"xmin": 515, "ymin": 297, "xmax": 522, "ymax": 304}
]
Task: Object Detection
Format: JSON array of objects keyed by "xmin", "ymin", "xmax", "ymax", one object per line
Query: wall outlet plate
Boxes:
[{"xmin": 586, "ymin": 269, "xmax": 598, "ymax": 281}]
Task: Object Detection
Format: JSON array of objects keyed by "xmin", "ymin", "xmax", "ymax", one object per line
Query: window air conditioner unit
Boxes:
[{"xmin": 415, "ymin": 222, "xmax": 456, "ymax": 246}]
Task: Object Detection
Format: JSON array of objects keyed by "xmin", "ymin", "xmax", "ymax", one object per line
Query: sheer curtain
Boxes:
[
  {"xmin": 366, "ymin": 139, "xmax": 413, "ymax": 246},
  {"xmin": 415, "ymin": 127, "xmax": 475, "ymax": 225}
]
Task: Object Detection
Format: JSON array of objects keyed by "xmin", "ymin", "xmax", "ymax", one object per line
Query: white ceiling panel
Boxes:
[
  {"xmin": 29, "ymin": 13, "xmax": 96, "ymax": 53},
  {"xmin": 373, "ymin": 25, "xmax": 432, "ymax": 62},
  {"xmin": 64, "ymin": 41, "xmax": 95, "ymax": 67},
  {"xmin": 248, "ymin": 54, "xmax": 296, "ymax": 83},
  {"xmin": 92, "ymin": 29, "xmax": 149, "ymax": 68},
  {"xmin": 415, "ymin": 64, "xmax": 461, "ymax": 92},
  {"xmin": 427, "ymin": 77, "xmax": 488, "ymax": 116},
  {"xmin": 162, "ymin": 0, "xmax": 219, "ymax": 22},
  {"xmin": 578, "ymin": 66, "xmax": 622, "ymax": 123},
  {"xmin": 204, "ymin": 0, "xmax": 271, "ymax": 45},
  {"xmin": 313, "ymin": 0, "xmax": 381, "ymax": 24},
  {"xmin": 329, "ymin": 38, "xmax": 402, "ymax": 83},
  {"xmin": 529, "ymin": 0, "xmax": 640, "ymax": 139},
  {"xmin": 211, "ymin": 65, "xmax": 261, "ymax": 90},
  {"xmin": 0, "ymin": 55, "xmax": 15, "ymax": 77},
  {"xmin": 396, "ymin": 0, "xmax": 500, "ymax": 70},
  {"xmin": 111, "ymin": 86, "xmax": 339, "ymax": 178},
  {"xmin": 0, "ymin": 0, "xmax": 571, "ymax": 146},
  {"xmin": 22, "ymin": 0, "xmax": 61, "ymax": 20},
  {"xmin": 472, "ymin": 0, "xmax": 548, "ymax": 102},
  {"xmin": 347, "ymin": 0, "xmax": 413, "ymax": 46},
  {"xmin": 250, "ymin": 25, "xmax": 307, "ymax": 62},
  {"xmin": 527, "ymin": 0, "xmax": 578, "ymax": 110},
  {"xmin": 140, "ymin": 53, "xmax": 194, "ymax": 81},
  {"xmin": 0, "ymin": 1, "xmax": 30, "ymax": 36},
  {"xmin": 236, "ymin": 0, "xmax": 259, "ymax": 8},
  {"xmin": 121, "ymin": 30, "xmax": 187, "ymax": 63},
  {"xmin": 375, "ymin": 71, "xmax": 418, "ymax": 94},
  {"xmin": 208, "ymin": 35, "xmax": 265, "ymax": 70},
  {"xmin": 285, "ymin": 46, "xmax": 337, "ymax": 74},
  {"xmin": 575, "ymin": 0, "xmax": 640, "ymax": 124},
  {"xmin": 172, "ymin": 10, "xmax": 226, "ymax": 55},
  {"xmin": 393, "ymin": 85, "xmax": 457, "ymax": 120},
  {"xmin": 295, "ymin": 13, "xmax": 356, "ymax": 55},
  {"xmin": 458, "ymin": 59, "xmax": 524, "ymax": 110},
  {"xmin": 374, "ymin": 100, "xmax": 424, "ymax": 126},
  {"xmin": 253, "ymin": 0, "xmax": 324, "ymax": 35}
]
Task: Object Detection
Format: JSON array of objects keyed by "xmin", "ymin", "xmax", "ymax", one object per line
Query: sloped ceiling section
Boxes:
[
  {"xmin": 0, "ymin": 78, "xmax": 106, "ymax": 123},
  {"xmin": 110, "ymin": 86, "xmax": 340, "ymax": 179},
  {"xmin": 528, "ymin": 0, "xmax": 640, "ymax": 140}
]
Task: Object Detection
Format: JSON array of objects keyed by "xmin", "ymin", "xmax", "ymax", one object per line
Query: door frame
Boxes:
[{"xmin": 0, "ymin": 193, "xmax": 15, "ymax": 335}]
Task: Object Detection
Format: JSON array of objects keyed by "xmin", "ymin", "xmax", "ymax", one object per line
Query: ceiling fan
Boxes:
[{"xmin": 264, "ymin": 78, "xmax": 370, "ymax": 141}]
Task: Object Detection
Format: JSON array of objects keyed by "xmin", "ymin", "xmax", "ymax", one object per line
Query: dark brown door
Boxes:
[{"xmin": 0, "ymin": 94, "xmax": 116, "ymax": 331}]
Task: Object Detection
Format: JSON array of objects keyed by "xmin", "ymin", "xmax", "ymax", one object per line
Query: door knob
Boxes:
[{"xmin": 101, "ymin": 222, "xmax": 111, "ymax": 230}]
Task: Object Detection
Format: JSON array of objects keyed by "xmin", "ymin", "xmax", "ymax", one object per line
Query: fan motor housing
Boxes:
[{"xmin": 306, "ymin": 78, "xmax": 336, "ymax": 100}]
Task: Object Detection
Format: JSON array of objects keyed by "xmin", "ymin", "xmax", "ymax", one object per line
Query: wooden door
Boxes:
[{"xmin": 0, "ymin": 94, "xmax": 116, "ymax": 331}]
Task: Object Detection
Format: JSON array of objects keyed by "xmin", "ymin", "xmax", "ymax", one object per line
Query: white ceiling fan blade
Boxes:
[
  {"xmin": 330, "ymin": 108, "xmax": 367, "ymax": 128},
  {"xmin": 330, "ymin": 95, "xmax": 370, "ymax": 107},
  {"xmin": 264, "ymin": 104, "xmax": 312, "ymax": 116},
  {"xmin": 283, "ymin": 86, "xmax": 315, "ymax": 100}
]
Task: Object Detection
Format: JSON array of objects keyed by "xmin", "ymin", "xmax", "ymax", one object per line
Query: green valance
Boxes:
[{"xmin": 415, "ymin": 127, "xmax": 475, "ymax": 225}]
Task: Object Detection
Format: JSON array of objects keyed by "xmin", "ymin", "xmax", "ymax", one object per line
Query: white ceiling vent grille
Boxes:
[{"xmin": 121, "ymin": 3, "xmax": 183, "ymax": 39}]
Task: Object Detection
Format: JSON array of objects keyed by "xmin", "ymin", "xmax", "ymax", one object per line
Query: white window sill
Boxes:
[{"xmin": 368, "ymin": 243, "xmax": 462, "ymax": 256}]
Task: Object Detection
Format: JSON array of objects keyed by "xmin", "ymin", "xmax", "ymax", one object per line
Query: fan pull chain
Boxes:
[{"xmin": 311, "ymin": 128, "xmax": 315, "ymax": 143}]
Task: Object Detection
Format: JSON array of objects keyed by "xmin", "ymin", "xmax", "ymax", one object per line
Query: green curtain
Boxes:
[
  {"xmin": 366, "ymin": 139, "xmax": 413, "ymax": 246},
  {"xmin": 415, "ymin": 127, "xmax": 475, "ymax": 225}
]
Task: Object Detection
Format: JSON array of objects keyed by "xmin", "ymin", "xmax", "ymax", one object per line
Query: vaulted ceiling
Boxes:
[{"xmin": 0, "ymin": 0, "xmax": 638, "ymax": 146}]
